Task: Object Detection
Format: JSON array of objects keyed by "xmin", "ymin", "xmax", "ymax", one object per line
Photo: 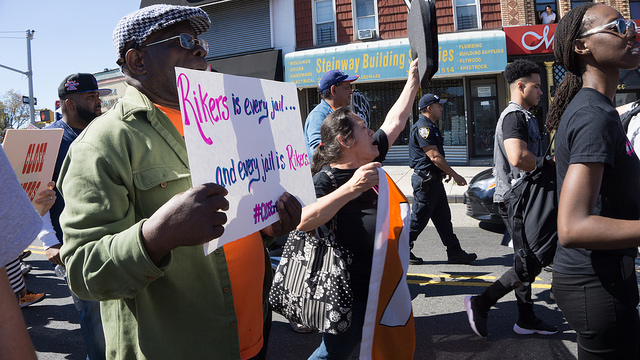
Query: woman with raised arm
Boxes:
[{"xmin": 299, "ymin": 59, "xmax": 419, "ymax": 360}]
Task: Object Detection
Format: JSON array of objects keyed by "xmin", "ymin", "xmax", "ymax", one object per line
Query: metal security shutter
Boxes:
[{"xmin": 200, "ymin": 0, "xmax": 272, "ymax": 59}]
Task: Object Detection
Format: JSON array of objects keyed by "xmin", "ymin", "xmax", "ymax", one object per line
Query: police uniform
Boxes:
[{"xmin": 408, "ymin": 109, "xmax": 474, "ymax": 263}]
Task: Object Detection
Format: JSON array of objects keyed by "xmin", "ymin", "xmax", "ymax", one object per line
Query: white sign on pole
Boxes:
[
  {"xmin": 175, "ymin": 68, "xmax": 317, "ymax": 254},
  {"xmin": 2, "ymin": 128, "xmax": 63, "ymax": 204}
]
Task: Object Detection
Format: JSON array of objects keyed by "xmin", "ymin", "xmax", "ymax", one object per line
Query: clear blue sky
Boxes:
[{"xmin": 0, "ymin": 1, "xmax": 141, "ymax": 112}]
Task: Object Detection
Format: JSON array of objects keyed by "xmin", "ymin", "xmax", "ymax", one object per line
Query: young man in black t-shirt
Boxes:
[{"xmin": 465, "ymin": 59, "xmax": 558, "ymax": 338}]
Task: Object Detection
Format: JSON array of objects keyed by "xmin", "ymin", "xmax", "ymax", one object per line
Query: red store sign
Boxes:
[
  {"xmin": 505, "ymin": 20, "xmax": 640, "ymax": 56},
  {"xmin": 504, "ymin": 24, "xmax": 557, "ymax": 55}
]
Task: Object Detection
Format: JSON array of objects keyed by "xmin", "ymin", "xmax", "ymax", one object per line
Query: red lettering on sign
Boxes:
[
  {"xmin": 21, "ymin": 142, "xmax": 47, "ymax": 174},
  {"xmin": 21, "ymin": 181, "xmax": 41, "ymax": 201}
]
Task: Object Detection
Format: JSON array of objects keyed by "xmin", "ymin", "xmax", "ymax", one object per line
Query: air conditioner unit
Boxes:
[{"xmin": 357, "ymin": 29, "xmax": 376, "ymax": 40}]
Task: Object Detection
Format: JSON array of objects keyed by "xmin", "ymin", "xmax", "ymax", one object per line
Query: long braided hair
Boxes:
[
  {"xmin": 310, "ymin": 107, "xmax": 355, "ymax": 174},
  {"xmin": 546, "ymin": 3, "xmax": 598, "ymax": 131}
]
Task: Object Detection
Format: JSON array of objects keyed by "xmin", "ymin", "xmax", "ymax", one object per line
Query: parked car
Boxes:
[{"xmin": 464, "ymin": 168, "xmax": 502, "ymax": 225}]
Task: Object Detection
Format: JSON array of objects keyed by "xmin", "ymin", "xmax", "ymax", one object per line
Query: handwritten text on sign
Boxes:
[
  {"xmin": 176, "ymin": 68, "xmax": 317, "ymax": 254},
  {"xmin": 2, "ymin": 129, "xmax": 63, "ymax": 203}
]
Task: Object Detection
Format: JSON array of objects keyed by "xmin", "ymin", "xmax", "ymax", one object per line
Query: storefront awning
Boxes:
[
  {"xmin": 285, "ymin": 30, "xmax": 507, "ymax": 87},
  {"xmin": 139, "ymin": 0, "xmax": 231, "ymax": 7},
  {"xmin": 208, "ymin": 50, "xmax": 283, "ymax": 81}
]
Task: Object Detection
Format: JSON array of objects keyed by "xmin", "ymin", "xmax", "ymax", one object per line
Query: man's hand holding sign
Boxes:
[{"xmin": 175, "ymin": 68, "xmax": 315, "ymax": 254}]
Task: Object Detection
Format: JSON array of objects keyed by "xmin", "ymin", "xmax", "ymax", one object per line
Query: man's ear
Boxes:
[
  {"xmin": 330, "ymin": 84, "xmax": 339, "ymax": 98},
  {"xmin": 124, "ymin": 48, "xmax": 146, "ymax": 75},
  {"xmin": 64, "ymin": 98, "xmax": 75, "ymax": 112}
]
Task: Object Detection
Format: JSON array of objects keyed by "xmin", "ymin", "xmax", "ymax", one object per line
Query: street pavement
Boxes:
[{"xmin": 18, "ymin": 165, "xmax": 583, "ymax": 359}]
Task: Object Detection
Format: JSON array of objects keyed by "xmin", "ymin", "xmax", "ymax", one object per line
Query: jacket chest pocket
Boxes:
[{"xmin": 133, "ymin": 166, "xmax": 191, "ymax": 217}]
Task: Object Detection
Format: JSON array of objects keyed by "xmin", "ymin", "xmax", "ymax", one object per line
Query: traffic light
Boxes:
[{"xmin": 39, "ymin": 110, "xmax": 54, "ymax": 123}]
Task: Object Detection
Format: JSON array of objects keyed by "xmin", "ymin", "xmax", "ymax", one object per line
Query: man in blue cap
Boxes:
[
  {"xmin": 304, "ymin": 69, "xmax": 358, "ymax": 159},
  {"xmin": 408, "ymin": 93, "xmax": 477, "ymax": 265}
]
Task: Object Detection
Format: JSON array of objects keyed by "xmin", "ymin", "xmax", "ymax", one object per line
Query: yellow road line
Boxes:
[
  {"xmin": 26, "ymin": 245, "xmax": 45, "ymax": 255},
  {"xmin": 407, "ymin": 279, "xmax": 552, "ymax": 289},
  {"xmin": 407, "ymin": 273, "xmax": 544, "ymax": 282},
  {"xmin": 406, "ymin": 273, "xmax": 551, "ymax": 289}
]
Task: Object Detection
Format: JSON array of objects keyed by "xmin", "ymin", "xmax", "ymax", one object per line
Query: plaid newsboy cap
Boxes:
[{"xmin": 113, "ymin": 4, "xmax": 211, "ymax": 66}]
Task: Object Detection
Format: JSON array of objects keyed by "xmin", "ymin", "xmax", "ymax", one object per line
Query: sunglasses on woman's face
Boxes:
[
  {"xmin": 578, "ymin": 19, "xmax": 637, "ymax": 38},
  {"xmin": 140, "ymin": 33, "xmax": 209, "ymax": 54}
]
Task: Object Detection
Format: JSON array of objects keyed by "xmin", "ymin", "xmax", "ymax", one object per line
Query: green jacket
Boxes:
[{"xmin": 59, "ymin": 86, "xmax": 269, "ymax": 360}]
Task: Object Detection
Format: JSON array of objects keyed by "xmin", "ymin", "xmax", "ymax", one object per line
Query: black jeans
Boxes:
[
  {"xmin": 496, "ymin": 203, "xmax": 540, "ymax": 306},
  {"xmin": 553, "ymin": 270, "xmax": 640, "ymax": 359},
  {"xmin": 409, "ymin": 173, "xmax": 463, "ymax": 256}
]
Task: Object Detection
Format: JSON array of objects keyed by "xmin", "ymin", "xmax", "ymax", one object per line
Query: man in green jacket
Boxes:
[{"xmin": 58, "ymin": 5, "xmax": 301, "ymax": 359}]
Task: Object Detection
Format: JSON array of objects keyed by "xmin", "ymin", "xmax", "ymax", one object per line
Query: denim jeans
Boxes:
[
  {"xmin": 308, "ymin": 302, "xmax": 366, "ymax": 360},
  {"xmin": 69, "ymin": 286, "xmax": 106, "ymax": 360}
]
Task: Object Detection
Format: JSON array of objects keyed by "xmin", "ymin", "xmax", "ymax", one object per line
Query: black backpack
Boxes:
[
  {"xmin": 503, "ymin": 138, "xmax": 557, "ymax": 283},
  {"xmin": 620, "ymin": 99, "xmax": 640, "ymax": 133}
]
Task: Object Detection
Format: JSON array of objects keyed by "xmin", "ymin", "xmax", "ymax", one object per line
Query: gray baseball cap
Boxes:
[{"xmin": 113, "ymin": 4, "xmax": 210, "ymax": 66}]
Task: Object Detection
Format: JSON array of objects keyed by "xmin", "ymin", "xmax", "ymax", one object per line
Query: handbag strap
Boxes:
[
  {"xmin": 321, "ymin": 169, "xmax": 339, "ymax": 235},
  {"xmin": 544, "ymin": 131, "xmax": 556, "ymax": 157}
]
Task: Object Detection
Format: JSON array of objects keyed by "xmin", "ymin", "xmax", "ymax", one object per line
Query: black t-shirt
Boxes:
[
  {"xmin": 312, "ymin": 129, "xmax": 388, "ymax": 303},
  {"xmin": 409, "ymin": 114, "xmax": 444, "ymax": 173},
  {"xmin": 502, "ymin": 111, "xmax": 528, "ymax": 142},
  {"xmin": 554, "ymin": 88, "xmax": 640, "ymax": 275}
]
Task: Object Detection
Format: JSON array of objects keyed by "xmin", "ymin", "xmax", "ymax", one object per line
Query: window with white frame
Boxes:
[
  {"xmin": 454, "ymin": 0, "xmax": 481, "ymax": 31},
  {"xmin": 315, "ymin": 0, "xmax": 336, "ymax": 46},
  {"xmin": 353, "ymin": 0, "xmax": 377, "ymax": 38}
]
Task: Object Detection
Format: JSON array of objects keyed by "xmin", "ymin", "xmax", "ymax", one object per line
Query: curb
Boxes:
[{"xmin": 404, "ymin": 194, "xmax": 466, "ymax": 205}]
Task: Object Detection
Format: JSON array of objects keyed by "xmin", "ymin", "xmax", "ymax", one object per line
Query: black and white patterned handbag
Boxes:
[{"xmin": 268, "ymin": 170, "xmax": 353, "ymax": 334}]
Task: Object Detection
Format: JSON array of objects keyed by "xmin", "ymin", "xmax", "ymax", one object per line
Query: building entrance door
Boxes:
[{"xmin": 469, "ymin": 78, "xmax": 499, "ymax": 157}]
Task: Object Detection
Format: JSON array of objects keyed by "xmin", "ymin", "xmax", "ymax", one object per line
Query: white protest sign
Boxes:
[
  {"xmin": 175, "ymin": 68, "xmax": 317, "ymax": 254},
  {"xmin": 2, "ymin": 128, "xmax": 63, "ymax": 204}
]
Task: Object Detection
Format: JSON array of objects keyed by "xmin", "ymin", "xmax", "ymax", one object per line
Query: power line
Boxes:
[
  {"xmin": 0, "ymin": 31, "xmax": 27, "ymax": 34},
  {"xmin": 0, "ymin": 36, "xmax": 23, "ymax": 39}
]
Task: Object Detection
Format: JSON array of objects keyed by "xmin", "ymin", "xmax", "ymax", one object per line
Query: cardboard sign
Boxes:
[
  {"xmin": 2, "ymin": 128, "xmax": 63, "ymax": 204},
  {"xmin": 175, "ymin": 68, "xmax": 317, "ymax": 254},
  {"xmin": 407, "ymin": 0, "xmax": 438, "ymax": 88}
]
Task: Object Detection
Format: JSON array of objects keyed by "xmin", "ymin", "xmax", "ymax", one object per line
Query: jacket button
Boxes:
[
  {"xmin": 160, "ymin": 182, "xmax": 168, "ymax": 188},
  {"xmin": 230, "ymin": 322, "xmax": 236, "ymax": 329},
  {"xmin": 214, "ymin": 249, "xmax": 221, "ymax": 255},
  {"xmin": 223, "ymin": 287, "xmax": 230, "ymax": 293}
]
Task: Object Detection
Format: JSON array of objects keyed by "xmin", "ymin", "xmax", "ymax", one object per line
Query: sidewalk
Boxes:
[{"xmin": 382, "ymin": 165, "xmax": 492, "ymax": 204}]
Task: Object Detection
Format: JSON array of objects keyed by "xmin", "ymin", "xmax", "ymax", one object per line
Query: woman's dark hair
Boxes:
[
  {"xmin": 310, "ymin": 107, "xmax": 355, "ymax": 174},
  {"xmin": 546, "ymin": 3, "xmax": 597, "ymax": 131}
]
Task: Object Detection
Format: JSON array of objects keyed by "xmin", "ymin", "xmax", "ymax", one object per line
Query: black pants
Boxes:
[
  {"xmin": 496, "ymin": 203, "xmax": 539, "ymax": 307},
  {"xmin": 553, "ymin": 270, "xmax": 639, "ymax": 360},
  {"xmin": 409, "ymin": 173, "xmax": 462, "ymax": 256}
]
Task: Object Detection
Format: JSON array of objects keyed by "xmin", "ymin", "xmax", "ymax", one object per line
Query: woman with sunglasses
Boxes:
[{"xmin": 546, "ymin": 4, "xmax": 640, "ymax": 359}]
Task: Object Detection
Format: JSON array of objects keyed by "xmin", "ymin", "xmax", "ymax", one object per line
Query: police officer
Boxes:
[{"xmin": 408, "ymin": 93, "xmax": 477, "ymax": 265}]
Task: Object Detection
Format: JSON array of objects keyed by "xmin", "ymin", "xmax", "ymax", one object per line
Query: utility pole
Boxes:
[
  {"xmin": 0, "ymin": 29, "xmax": 36, "ymax": 125},
  {"xmin": 26, "ymin": 29, "xmax": 35, "ymax": 125}
]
